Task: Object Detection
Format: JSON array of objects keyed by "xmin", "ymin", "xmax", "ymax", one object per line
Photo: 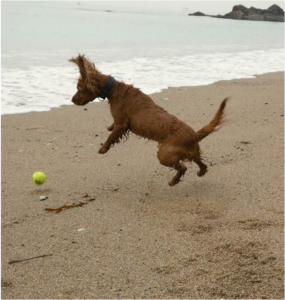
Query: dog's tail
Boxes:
[{"xmin": 196, "ymin": 97, "xmax": 229, "ymax": 142}]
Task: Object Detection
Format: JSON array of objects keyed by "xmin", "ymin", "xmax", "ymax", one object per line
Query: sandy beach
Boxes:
[{"xmin": 1, "ymin": 72, "xmax": 284, "ymax": 299}]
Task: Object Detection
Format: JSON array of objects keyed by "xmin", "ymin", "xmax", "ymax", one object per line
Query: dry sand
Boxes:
[{"xmin": 1, "ymin": 72, "xmax": 284, "ymax": 299}]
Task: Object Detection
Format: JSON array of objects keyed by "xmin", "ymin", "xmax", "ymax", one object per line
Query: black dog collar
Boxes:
[{"xmin": 98, "ymin": 76, "xmax": 115, "ymax": 100}]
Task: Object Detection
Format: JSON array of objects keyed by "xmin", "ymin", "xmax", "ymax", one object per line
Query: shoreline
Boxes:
[
  {"xmin": 1, "ymin": 71, "xmax": 284, "ymax": 299},
  {"xmin": 1, "ymin": 71, "xmax": 284, "ymax": 117}
]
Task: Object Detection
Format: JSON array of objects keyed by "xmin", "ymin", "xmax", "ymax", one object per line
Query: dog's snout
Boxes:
[{"xmin": 72, "ymin": 96, "xmax": 76, "ymax": 103}]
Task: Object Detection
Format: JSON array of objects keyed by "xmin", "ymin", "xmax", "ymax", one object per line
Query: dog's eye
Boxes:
[{"xmin": 77, "ymin": 87, "xmax": 83, "ymax": 92}]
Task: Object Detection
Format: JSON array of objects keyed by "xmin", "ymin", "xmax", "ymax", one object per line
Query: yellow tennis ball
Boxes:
[{"xmin": 32, "ymin": 172, "xmax": 46, "ymax": 185}]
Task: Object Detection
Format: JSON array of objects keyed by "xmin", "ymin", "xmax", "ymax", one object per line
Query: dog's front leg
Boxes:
[
  {"xmin": 107, "ymin": 122, "xmax": 115, "ymax": 131},
  {"xmin": 98, "ymin": 125, "xmax": 127, "ymax": 154}
]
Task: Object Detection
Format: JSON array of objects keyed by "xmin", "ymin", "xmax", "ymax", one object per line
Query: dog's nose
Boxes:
[{"xmin": 72, "ymin": 97, "xmax": 76, "ymax": 103}]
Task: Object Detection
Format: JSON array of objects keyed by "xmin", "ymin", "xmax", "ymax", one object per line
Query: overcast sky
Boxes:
[{"xmin": 69, "ymin": 1, "xmax": 284, "ymax": 15}]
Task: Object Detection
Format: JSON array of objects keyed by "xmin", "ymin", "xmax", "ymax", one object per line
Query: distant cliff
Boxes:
[{"xmin": 189, "ymin": 4, "xmax": 284, "ymax": 22}]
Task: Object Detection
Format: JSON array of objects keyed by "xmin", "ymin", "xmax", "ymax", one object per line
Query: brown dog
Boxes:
[{"xmin": 70, "ymin": 55, "xmax": 228, "ymax": 186}]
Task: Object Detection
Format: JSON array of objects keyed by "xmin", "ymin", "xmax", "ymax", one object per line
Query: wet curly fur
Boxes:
[{"xmin": 70, "ymin": 55, "xmax": 228, "ymax": 186}]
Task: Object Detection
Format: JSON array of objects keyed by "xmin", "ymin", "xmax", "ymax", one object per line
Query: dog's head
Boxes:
[{"xmin": 69, "ymin": 55, "xmax": 100, "ymax": 106}]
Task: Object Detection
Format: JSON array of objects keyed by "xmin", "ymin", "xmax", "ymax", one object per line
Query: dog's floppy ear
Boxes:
[
  {"xmin": 69, "ymin": 54, "xmax": 90, "ymax": 80},
  {"xmin": 69, "ymin": 55, "xmax": 99, "ymax": 95}
]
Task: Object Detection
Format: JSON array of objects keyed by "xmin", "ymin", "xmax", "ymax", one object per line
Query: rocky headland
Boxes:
[{"xmin": 189, "ymin": 4, "xmax": 284, "ymax": 22}]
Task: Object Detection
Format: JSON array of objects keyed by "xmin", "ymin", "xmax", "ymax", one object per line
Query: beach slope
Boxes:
[{"xmin": 1, "ymin": 72, "xmax": 284, "ymax": 299}]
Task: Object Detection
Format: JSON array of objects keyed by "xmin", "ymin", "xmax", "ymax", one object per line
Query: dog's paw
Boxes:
[
  {"xmin": 168, "ymin": 180, "xmax": 177, "ymax": 187},
  {"xmin": 197, "ymin": 168, "xmax": 207, "ymax": 177},
  {"xmin": 98, "ymin": 146, "xmax": 109, "ymax": 154}
]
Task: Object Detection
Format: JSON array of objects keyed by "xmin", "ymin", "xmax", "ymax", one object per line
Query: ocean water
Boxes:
[{"xmin": 1, "ymin": 2, "xmax": 284, "ymax": 115}]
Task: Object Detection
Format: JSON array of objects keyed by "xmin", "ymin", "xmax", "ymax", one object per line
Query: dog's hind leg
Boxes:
[
  {"xmin": 157, "ymin": 145, "xmax": 187, "ymax": 186},
  {"xmin": 169, "ymin": 162, "xmax": 187, "ymax": 186},
  {"xmin": 189, "ymin": 144, "xmax": 207, "ymax": 177},
  {"xmin": 194, "ymin": 158, "xmax": 208, "ymax": 177}
]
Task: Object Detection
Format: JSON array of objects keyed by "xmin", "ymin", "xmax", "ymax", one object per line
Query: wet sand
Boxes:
[{"xmin": 1, "ymin": 72, "xmax": 284, "ymax": 299}]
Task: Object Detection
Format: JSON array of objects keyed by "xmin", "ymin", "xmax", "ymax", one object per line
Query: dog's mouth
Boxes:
[
  {"xmin": 71, "ymin": 99, "xmax": 88, "ymax": 106},
  {"xmin": 72, "ymin": 97, "xmax": 91, "ymax": 106}
]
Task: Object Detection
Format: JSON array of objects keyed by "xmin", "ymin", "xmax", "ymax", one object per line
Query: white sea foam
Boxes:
[
  {"xmin": 1, "ymin": 48, "xmax": 284, "ymax": 115},
  {"xmin": 2, "ymin": 2, "xmax": 284, "ymax": 114}
]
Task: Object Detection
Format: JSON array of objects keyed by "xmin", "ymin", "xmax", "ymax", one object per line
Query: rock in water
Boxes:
[{"xmin": 224, "ymin": 4, "xmax": 284, "ymax": 22}]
